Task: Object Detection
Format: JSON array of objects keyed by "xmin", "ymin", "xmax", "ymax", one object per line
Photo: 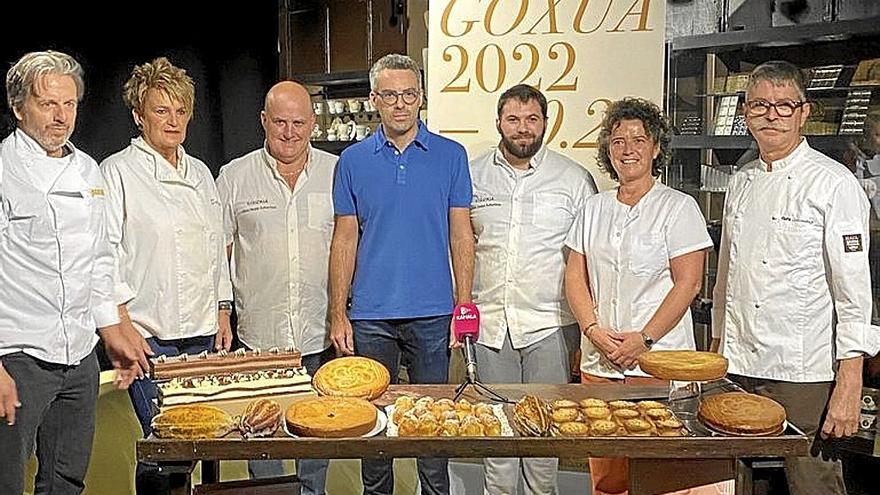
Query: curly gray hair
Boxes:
[{"xmin": 6, "ymin": 50, "xmax": 84, "ymax": 110}]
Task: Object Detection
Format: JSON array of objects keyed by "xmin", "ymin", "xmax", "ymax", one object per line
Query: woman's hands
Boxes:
[{"xmin": 608, "ymin": 332, "xmax": 649, "ymax": 370}]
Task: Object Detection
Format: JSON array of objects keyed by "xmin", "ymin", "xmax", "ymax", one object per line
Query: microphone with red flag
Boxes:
[{"xmin": 453, "ymin": 303, "xmax": 480, "ymax": 384}]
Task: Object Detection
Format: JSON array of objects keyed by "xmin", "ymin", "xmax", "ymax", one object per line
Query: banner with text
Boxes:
[{"xmin": 427, "ymin": 0, "xmax": 666, "ymax": 190}]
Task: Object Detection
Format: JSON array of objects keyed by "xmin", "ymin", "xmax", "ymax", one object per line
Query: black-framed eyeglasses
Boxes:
[
  {"xmin": 744, "ymin": 99, "xmax": 807, "ymax": 117},
  {"xmin": 374, "ymin": 89, "xmax": 420, "ymax": 106}
]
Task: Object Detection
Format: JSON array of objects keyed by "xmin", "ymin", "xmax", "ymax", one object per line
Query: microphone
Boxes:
[{"xmin": 452, "ymin": 303, "xmax": 480, "ymax": 383}]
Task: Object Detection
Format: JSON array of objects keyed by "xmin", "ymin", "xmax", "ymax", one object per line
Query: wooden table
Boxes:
[{"xmin": 138, "ymin": 383, "xmax": 809, "ymax": 495}]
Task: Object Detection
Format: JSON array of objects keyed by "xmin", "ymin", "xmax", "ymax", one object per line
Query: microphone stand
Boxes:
[{"xmin": 452, "ymin": 336, "xmax": 513, "ymax": 403}]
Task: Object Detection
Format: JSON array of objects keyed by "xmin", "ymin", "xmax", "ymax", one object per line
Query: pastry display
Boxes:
[
  {"xmin": 285, "ymin": 397, "xmax": 378, "ymax": 438},
  {"xmin": 312, "ymin": 356, "xmax": 391, "ymax": 400},
  {"xmin": 699, "ymin": 392, "xmax": 786, "ymax": 436},
  {"xmin": 237, "ymin": 398, "xmax": 282, "ymax": 438},
  {"xmin": 391, "ymin": 395, "xmax": 509, "ymax": 437},
  {"xmin": 513, "ymin": 395, "xmax": 553, "ymax": 437},
  {"xmin": 157, "ymin": 367, "xmax": 312, "ymax": 406},
  {"xmin": 151, "ymin": 404, "xmax": 235, "ymax": 439},
  {"xmin": 514, "ymin": 396, "xmax": 688, "ymax": 437},
  {"xmin": 150, "ymin": 347, "xmax": 302, "ymax": 380},
  {"xmin": 638, "ymin": 351, "xmax": 729, "ymax": 382}
]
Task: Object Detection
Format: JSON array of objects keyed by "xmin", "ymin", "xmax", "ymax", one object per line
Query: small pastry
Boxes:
[
  {"xmin": 659, "ymin": 428, "xmax": 685, "ymax": 437},
  {"xmin": 460, "ymin": 416, "xmax": 484, "ymax": 436},
  {"xmin": 441, "ymin": 410, "xmax": 459, "ymax": 422},
  {"xmin": 583, "ymin": 407, "xmax": 612, "ymax": 420},
  {"xmin": 558, "ymin": 421, "xmax": 590, "ymax": 437},
  {"xmin": 590, "ymin": 419, "xmax": 618, "ymax": 436},
  {"xmin": 608, "ymin": 400, "xmax": 638, "ymax": 410},
  {"xmin": 415, "ymin": 396, "xmax": 435, "ymax": 410},
  {"xmin": 474, "ymin": 403, "xmax": 494, "ymax": 417},
  {"xmin": 416, "ymin": 415, "xmax": 440, "ymax": 436},
  {"xmin": 552, "ymin": 407, "xmax": 580, "ymax": 423},
  {"xmin": 580, "ymin": 398, "xmax": 607, "ymax": 409},
  {"xmin": 644, "ymin": 408, "xmax": 673, "ymax": 421},
  {"xmin": 637, "ymin": 400, "xmax": 666, "ymax": 411},
  {"xmin": 479, "ymin": 413, "xmax": 502, "ymax": 436},
  {"xmin": 397, "ymin": 414, "xmax": 419, "ymax": 437},
  {"xmin": 439, "ymin": 419, "xmax": 460, "ymax": 437},
  {"xmin": 623, "ymin": 418, "xmax": 654, "ymax": 436},
  {"xmin": 551, "ymin": 399, "xmax": 580, "ymax": 410},
  {"xmin": 611, "ymin": 408, "xmax": 640, "ymax": 424},
  {"xmin": 394, "ymin": 395, "xmax": 416, "ymax": 412},
  {"xmin": 455, "ymin": 399, "xmax": 473, "ymax": 413},
  {"xmin": 411, "ymin": 406, "xmax": 431, "ymax": 419}
]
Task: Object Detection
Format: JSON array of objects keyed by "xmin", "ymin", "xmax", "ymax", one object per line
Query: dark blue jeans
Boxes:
[
  {"xmin": 127, "ymin": 335, "xmax": 215, "ymax": 437},
  {"xmin": 0, "ymin": 351, "xmax": 99, "ymax": 495},
  {"xmin": 353, "ymin": 315, "xmax": 451, "ymax": 495}
]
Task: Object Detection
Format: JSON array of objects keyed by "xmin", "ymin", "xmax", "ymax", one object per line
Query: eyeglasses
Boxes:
[
  {"xmin": 744, "ymin": 99, "xmax": 807, "ymax": 117},
  {"xmin": 374, "ymin": 89, "xmax": 420, "ymax": 106}
]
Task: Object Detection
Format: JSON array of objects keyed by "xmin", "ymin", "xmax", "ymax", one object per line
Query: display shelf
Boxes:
[
  {"xmin": 671, "ymin": 135, "xmax": 852, "ymax": 150},
  {"xmin": 670, "ymin": 17, "xmax": 880, "ymax": 54}
]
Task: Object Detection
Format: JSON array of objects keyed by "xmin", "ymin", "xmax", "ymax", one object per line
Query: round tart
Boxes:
[
  {"xmin": 698, "ymin": 392, "xmax": 786, "ymax": 436},
  {"xmin": 638, "ymin": 351, "xmax": 728, "ymax": 382},
  {"xmin": 584, "ymin": 407, "xmax": 612, "ymax": 420},
  {"xmin": 590, "ymin": 419, "xmax": 618, "ymax": 436},
  {"xmin": 580, "ymin": 398, "xmax": 608, "ymax": 409},
  {"xmin": 285, "ymin": 397, "xmax": 378, "ymax": 438},
  {"xmin": 612, "ymin": 408, "xmax": 640, "ymax": 423},
  {"xmin": 623, "ymin": 418, "xmax": 653, "ymax": 436},
  {"xmin": 552, "ymin": 399, "xmax": 580, "ymax": 410},
  {"xmin": 637, "ymin": 400, "xmax": 666, "ymax": 411},
  {"xmin": 312, "ymin": 356, "xmax": 390, "ymax": 400},
  {"xmin": 152, "ymin": 404, "xmax": 235, "ymax": 439},
  {"xmin": 552, "ymin": 408, "xmax": 580, "ymax": 423},
  {"xmin": 645, "ymin": 408, "xmax": 673, "ymax": 421},
  {"xmin": 558, "ymin": 421, "xmax": 590, "ymax": 437},
  {"xmin": 608, "ymin": 400, "xmax": 638, "ymax": 410}
]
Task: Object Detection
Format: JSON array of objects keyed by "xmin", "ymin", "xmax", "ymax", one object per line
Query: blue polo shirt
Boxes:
[{"xmin": 332, "ymin": 121, "xmax": 472, "ymax": 319}]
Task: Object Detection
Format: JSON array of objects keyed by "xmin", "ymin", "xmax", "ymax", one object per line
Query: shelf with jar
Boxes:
[{"xmin": 310, "ymin": 97, "xmax": 380, "ymax": 145}]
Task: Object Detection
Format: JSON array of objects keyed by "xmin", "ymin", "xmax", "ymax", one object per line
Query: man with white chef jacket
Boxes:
[
  {"xmin": 470, "ymin": 84, "xmax": 597, "ymax": 495},
  {"xmin": 0, "ymin": 50, "xmax": 143, "ymax": 495},
  {"xmin": 216, "ymin": 81, "xmax": 336, "ymax": 493},
  {"xmin": 712, "ymin": 60, "xmax": 880, "ymax": 495}
]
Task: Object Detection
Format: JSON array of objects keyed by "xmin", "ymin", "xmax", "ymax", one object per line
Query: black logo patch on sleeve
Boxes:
[{"xmin": 843, "ymin": 234, "xmax": 863, "ymax": 253}]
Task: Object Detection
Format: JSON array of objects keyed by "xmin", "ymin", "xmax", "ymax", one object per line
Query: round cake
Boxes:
[
  {"xmin": 698, "ymin": 392, "xmax": 786, "ymax": 436},
  {"xmin": 638, "ymin": 351, "xmax": 729, "ymax": 381},
  {"xmin": 285, "ymin": 397, "xmax": 378, "ymax": 438},
  {"xmin": 312, "ymin": 356, "xmax": 391, "ymax": 400}
]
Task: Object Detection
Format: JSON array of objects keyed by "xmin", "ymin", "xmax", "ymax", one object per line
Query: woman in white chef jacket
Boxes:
[
  {"xmin": 100, "ymin": 58, "xmax": 233, "ymax": 438},
  {"xmin": 563, "ymin": 98, "xmax": 716, "ymax": 495}
]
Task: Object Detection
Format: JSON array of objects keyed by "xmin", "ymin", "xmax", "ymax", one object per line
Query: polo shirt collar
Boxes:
[{"xmin": 373, "ymin": 120, "xmax": 430, "ymax": 153}]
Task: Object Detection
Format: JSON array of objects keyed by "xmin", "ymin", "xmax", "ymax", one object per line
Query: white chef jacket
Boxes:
[
  {"xmin": 470, "ymin": 146, "xmax": 597, "ymax": 350},
  {"xmin": 216, "ymin": 146, "xmax": 336, "ymax": 356},
  {"xmin": 712, "ymin": 139, "xmax": 880, "ymax": 382},
  {"xmin": 0, "ymin": 129, "xmax": 118, "ymax": 365},
  {"xmin": 101, "ymin": 137, "xmax": 232, "ymax": 340},
  {"xmin": 565, "ymin": 182, "xmax": 713, "ymax": 378}
]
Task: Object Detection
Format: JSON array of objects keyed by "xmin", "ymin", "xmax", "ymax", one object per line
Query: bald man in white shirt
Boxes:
[{"xmin": 216, "ymin": 81, "xmax": 336, "ymax": 494}]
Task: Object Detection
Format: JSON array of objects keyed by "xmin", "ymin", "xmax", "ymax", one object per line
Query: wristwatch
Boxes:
[{"xmin": 640, "ymin": 331, "xmax": 655, "ymax": 349}]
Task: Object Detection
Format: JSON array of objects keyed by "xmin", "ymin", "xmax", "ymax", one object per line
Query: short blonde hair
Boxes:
[{"xmin": 122, "ymin": 57, "xmax": 194, "ymax": 115}]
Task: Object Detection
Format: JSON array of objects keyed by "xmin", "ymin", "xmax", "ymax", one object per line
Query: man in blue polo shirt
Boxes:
[{"xmin": 330, "ymin": 53, "xmax": 474, "ymax": 495}]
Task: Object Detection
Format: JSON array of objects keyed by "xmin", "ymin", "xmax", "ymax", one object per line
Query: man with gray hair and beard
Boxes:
[
  {"xmin": 469, "ymin": 84, "xmax": 596, "ymax": 494},
  {"xmin": 0, "ymin": 50, "xmax": 144, "ymax": 494}
]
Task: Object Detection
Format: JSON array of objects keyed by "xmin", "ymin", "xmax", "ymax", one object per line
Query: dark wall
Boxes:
[{"xmin": 0, "ymin": 2, "xmax": 279, "ymax": 173}]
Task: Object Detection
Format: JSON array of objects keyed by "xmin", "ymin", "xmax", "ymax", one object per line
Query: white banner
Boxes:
[{"xmin": 427, "ymin": 0, "xmax": 666, "ymax": 190}]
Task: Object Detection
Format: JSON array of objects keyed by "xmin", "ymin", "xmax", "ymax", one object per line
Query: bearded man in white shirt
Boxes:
[
  {"xmin": 713, "ymin": 60, "xmax": 880, "ymax": 495},
  {"xmin": 469, "ymin": 84, "xmax": 597, "ymax": 495},
  {"xmin": 216, "ymin": 81, "xmax": 336, "ymax": 494},
  {"xmin": 0, "ymin": 50, "xmax": 145, "ymax": 495}
]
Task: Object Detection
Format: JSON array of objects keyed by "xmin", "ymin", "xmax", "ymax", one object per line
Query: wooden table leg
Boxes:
[
  {"xmin": 735, "ymin": 458, "xmax": 753, "ymax": 495},
  {"xmin": 629, "ymin": 458, "xmax": 735, "ymax": 495}
]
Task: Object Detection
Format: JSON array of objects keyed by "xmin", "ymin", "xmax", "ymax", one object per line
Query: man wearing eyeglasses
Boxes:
[
  {"xmin": 330, "ymin": 53, "xmax": 474, "ymax": 495},
  {"xmin": 712, "ymin": 60, "xmax": 879, "ymax": 495}
]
